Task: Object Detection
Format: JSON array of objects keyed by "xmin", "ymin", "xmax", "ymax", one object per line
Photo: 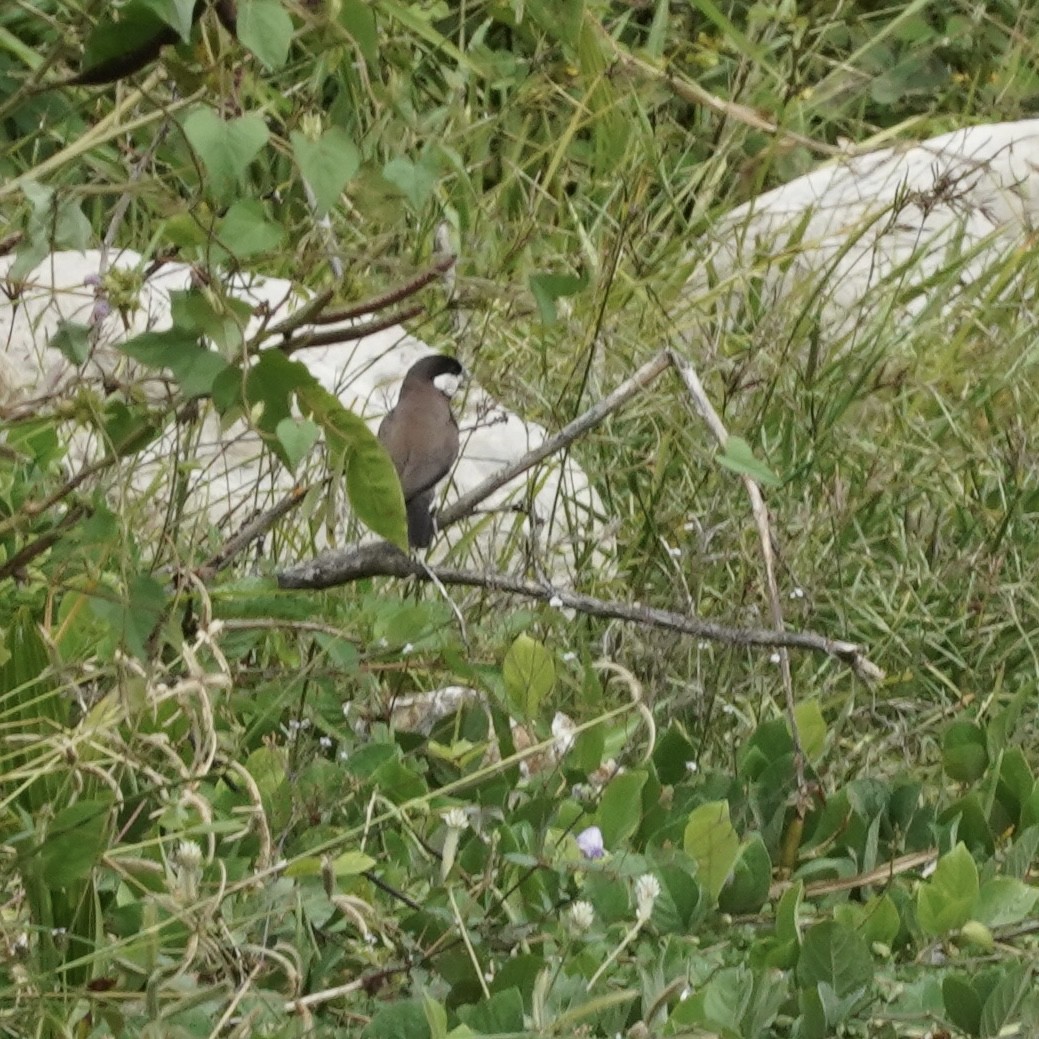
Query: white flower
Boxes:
[
  {"xmin": 319, "ymin": 736, "xmax": 333, "ymax": 750},
  {"xmin": 685, "ymin": 760, "xmax": 698, "ymax": 773},
  {"xmin": 576, "ymin": 826, "xmax": 605, "ymax": 860},
  {"xmin": 440, "ymin": 807, "xmax": 469, "ymax": 880},
  {"xmin": 562, "ymin": 651, "xmax": 578, "ymax": 663},
  {"xmin": 551, "ymin": 713, "xmax": 576, "ymax": 757},
  {"xmin": 176, "ymin": 841, "xmax": 203, "ymax": 870},
  {"xmin": 402, "ymin": 643, "xmax": 415, "ymax": 655},
  {"xmin": 568, "ymin": 900, "xmax": 595, "ymax": 933},
  {"xmin": 171, "ymin": 840, "xmax": 204, "ymax": 902},
  {"xmin": 634, "ymin": 873, "xmax": 660, "ymax": 923},
  {"xmin": 769, "ymin": 652, "xmax": 781, "ymax": 665},
  {"xmin": 549, "ymin": 595, "xmax": 564, "ymax": 609},
  {"xmin": 442, "ymin": 807, "xmax": 468, "ymax": 831}
]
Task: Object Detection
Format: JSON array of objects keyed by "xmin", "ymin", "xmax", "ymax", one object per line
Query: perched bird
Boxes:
[{"xmin": 378, "ymin": 354, "xmax": 463, "ymax": 548}]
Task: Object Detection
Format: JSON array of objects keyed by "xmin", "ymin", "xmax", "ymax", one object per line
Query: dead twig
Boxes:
[
  {"xmin": 275, "ymin": 541, "xmax": 882, "ymax": 681},
  {"xmin": 438, "ymin": 351, "xmax": 673, "ymax": 529},
  {"xmin": 195, "ymin": 483, "xmax": 315, "ymax": 581},
  {"xmin": 309, "ymin": 254, "xmax": 456, "ymax": 325},
  {"xmin": 274, "ymin": 305, "xmax": 425, "ymax": 356},
  {"xmin": 666, "ymin": 349, "xmax": 806, "ymax": 797},
  {"xmin": 275, "ymin": 347, "xmax": 882, "ymax": 685}
]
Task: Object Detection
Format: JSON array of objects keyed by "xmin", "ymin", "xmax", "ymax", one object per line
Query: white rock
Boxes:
[
  {"xmin": 687, "ymin": 119, "xmax": 1039, "ymax": 342},
  {"xmin": 0, "ymin": 250, "xmax": 606, "ymax": 578}
]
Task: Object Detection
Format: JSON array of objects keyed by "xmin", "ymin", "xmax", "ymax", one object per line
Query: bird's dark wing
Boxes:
[{"xmin": 378, "ymin": 400, "xmax": 459, "ymax": 500}]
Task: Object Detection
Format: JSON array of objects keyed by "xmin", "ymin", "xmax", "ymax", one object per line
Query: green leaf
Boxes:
[
  {"xmin": 792, "ymin": 700, "xmax": 827, "ymax": 762},
  {"xmin": 102, "ymin": 401, "xmax": 164, "ymax": 458},
  {"xmin": 118, "ymin": 328, "xmax": 232, "ymax": 398},
  {"xmin": 917, "ymin": 842, "xmax": 979, "ymax": 935},
  {"xmin": 654, "ymin": 864, "xmax": 702, "ymax": 932},
  {"xmin": 944, "ymin": 975, "xmax": 983, "ymax": 1037},
  {"xmin": 684, "ymin": 800, "xmax": 740, "ymax": 902},
  {"xmin": 38, "ymin": 799, "xmax": 111, "ymax": 887},
  {"xmin": 502, "ymin": 633, "xmax": 555, "ymax": 720},
  {"xmin": 142, "ymin": 0, "xmax": 196, "ymax": 40},
  {"xmin": 1003, "ymin": 825, "xmax": 1039, "ymax": 881},
  {"xmin": 292, "ymin": 128, "xmax": 361, "ymax": 216},
  {"xmin": 774, "ymin": 880, "xmax": 804, "ymax": 944},
  {"xmin": 652, "ymin": 722, "xmax": 697, "ymax": 784},
  {"xmin": 16, "ymin": 182, "xmax": 92, "ymax": 275},
  {"xmin": 797, "ymin": 920, "xmax": 873, "ymax": 999},
  {"xmin": 275, "ymin": 417, "xmax": 320, "ymax": 472},
  {"xmin": 979, "ymin": 965, "xmax": 1031, "ymax": 1039},
  {"xmin": 796, "ymin": 983, "xmax": 828, "ymax": 1039},
  {"xmin": 596, "ymin": 770, "xmax": 646, "ymax": 848},
  {"xmin": 457, "ymin": 988, "xmax": 524, "ymax": 1034},
  {"xmin": 943, "ymin": 720, "xmax": 988, "ymax": 783},
  {"xmin": 718, "ymin": 834, "xmax": 772, "ymax": 914},
  {"xmin": 244, "ymin": 746, "xmax": 288, "ymax": 799},
  {"xmin": 215, "ymin": 198, "xmax": 285, "ymax": 258},
  {"xmin": 169, "ymin": 287, "xmax": 252, "ymax": 351},
  {"xmin": 79, "ymin": 2, "xmax": 172, "ymax": 75},
  {"xmin": 382, "ymin": 156, "xmax": 438, "ymax": 211},
  {"xmin": 528, "ymin": 271, "xmax": 587, "ymax": 324},
  {"xmin": 975, "ymin": 876, "xmax": 1039, "ymax": 927},
  {"xmin": 50, "ymin": 320, "xmax": 91, "ymax": 364},
  {"xmin": 182, "ymin": 109, "xmax": 269, "ymax": 202},
  {"xmin": 423, "ymin": 994, "xmax": 448, "ymax": 1039},
  {"xmin": 339, "ymin": 0, "xmax": 378, "ymax": 62},
  {"xmin": 859, "ymin": 893, "xmax": 900, "ymax": 947},
  {"xmin": 717, "ymin": 434, "xmax": 781, "ymax": 487},
  {"xmin": 332, "ymin": 850, "xmax": 377, "ymax": 876},
  {"xmin": 89, "ymin": 573, "xmax": 169, "ymax": 659},
  {"xmin": 298, "ymin": 382, "xmax": 409, "ymax": 549},
  {"xmin": 237, "ymin": 0, "xmax": 293, "ymax": 69},
  {"xmin": 362, "ymin": 999, "xmax": 431, "ymax": 1039},
  {"xmin": 371, "ymin": 759, "xmax": 426, "ymax": 803}
]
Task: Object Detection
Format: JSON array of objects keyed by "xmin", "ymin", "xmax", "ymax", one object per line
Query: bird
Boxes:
[{"xmin": 377, "ymin": 354, "xmax": 464, "ymax": 548}]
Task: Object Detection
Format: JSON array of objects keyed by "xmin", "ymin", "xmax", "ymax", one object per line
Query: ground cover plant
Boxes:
[{"xmin": 1, "ymin": 0, "xmax": 1039, "ymax": 1036}]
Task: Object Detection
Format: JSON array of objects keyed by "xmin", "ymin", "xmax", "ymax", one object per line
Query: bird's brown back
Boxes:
[{"xmin": 378, "ymin": 381, "xmax": 459, "ymax": 501}]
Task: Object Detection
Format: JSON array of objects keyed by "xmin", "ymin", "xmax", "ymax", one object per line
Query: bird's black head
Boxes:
[
  {"xmin": 401, "ymin": 354, "xmax": 465, "ymax": 398},
  {"xmin": 403, "ymin": 354, "xmax": 464, "ymax": 385}
]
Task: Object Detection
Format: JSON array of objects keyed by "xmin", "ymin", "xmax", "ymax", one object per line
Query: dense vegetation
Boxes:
[{"xmin": 2, "ymin": 1, "xmax": 1039, "ymax": 1036}]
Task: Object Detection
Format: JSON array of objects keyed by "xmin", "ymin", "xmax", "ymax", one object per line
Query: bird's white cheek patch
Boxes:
[{"xmin": 433, "ymin": 372, "xmax": 463, "ymax": 398}]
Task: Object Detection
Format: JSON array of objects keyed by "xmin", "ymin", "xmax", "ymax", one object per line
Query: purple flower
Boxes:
[{"xmin": 576, "ymin": 826, "xmax": 604, "ymax": 860}]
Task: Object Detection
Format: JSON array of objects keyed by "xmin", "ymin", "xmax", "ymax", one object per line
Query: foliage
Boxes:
[{"xmin": 2, "ymin": 0, "xmax": 1039, "ymax": 1037}]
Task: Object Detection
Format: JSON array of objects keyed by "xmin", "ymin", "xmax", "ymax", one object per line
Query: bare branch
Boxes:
[
  {"xmin": 668, "ymin": 348, "xmax": 806, "ymax": 794},
  {"xmin": 275, "ymin": 541, "xmax": 883, "ymax": 681},
  {"xmin": 311, "ymin": 254, "xmax": 456, "ymax": 324},
  {"xmin": 195, "ymin": 483, "xmax": 314, "ymax": 581},
  {"xmin": 439, "ymin": 350, "xmax": 673, "ymax": 528},
  {"xmin": 275, "ymin": 305, "xmax": 425, "ymax": 355}
]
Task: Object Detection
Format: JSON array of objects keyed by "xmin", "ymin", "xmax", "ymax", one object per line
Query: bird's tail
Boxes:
[{"xmin": 406, "ymin": 492, "xmax": 436, "ymax": 548}]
